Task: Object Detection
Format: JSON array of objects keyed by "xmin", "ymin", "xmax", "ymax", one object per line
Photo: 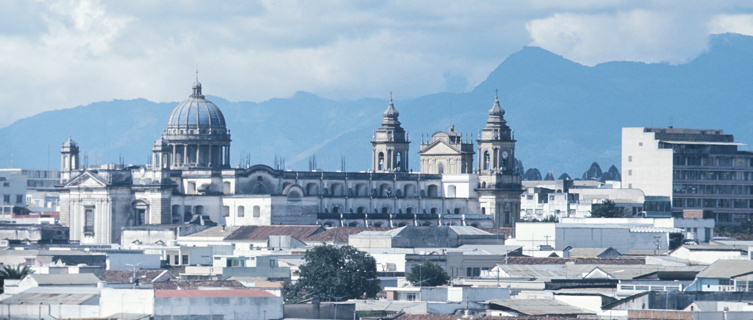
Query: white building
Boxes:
[
  {"xmin": 519, "ymin": 180, "xmax": 648, "ymax": 220},
  {"xmin": 58, "ymin": 80, "xmax": 523, "ymax": 244},
  {"xmin": 622, "ymin": 127, "xmax": 753, "ymax": 225}
]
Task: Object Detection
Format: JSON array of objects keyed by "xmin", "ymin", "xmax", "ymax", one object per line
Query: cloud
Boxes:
[
  {"xmin": 2, "ymin": 1, "xmax": 753, "ymax": 127},
  {"xmin": 526, "ymin": 10, "xmax": 711, "ymax": 66},
  {"xmin": 709, "ymin": 14, "xmax": 753, "ymax": 36}
]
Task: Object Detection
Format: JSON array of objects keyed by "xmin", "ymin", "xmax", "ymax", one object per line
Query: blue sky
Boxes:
[{"xmin": 1, "ymin": 0, "xmax": 753, "ymax": 126}]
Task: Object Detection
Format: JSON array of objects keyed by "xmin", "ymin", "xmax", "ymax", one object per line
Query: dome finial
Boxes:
[
  {"xmin": 384, "ymin": 92, "xmax": 398, "ymax": 118},
  {"xmin": 489, "ymin": 89, "xmax": 504, "ymax": 116},
  {"xmin": 191, "ymin": 68, "xmax": 203, "ymax": 98}
]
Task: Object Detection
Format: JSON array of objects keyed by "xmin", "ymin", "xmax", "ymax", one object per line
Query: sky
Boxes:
[{"xmin": 2, "ymin": 1, "xmax": 753, "ymax": 127}]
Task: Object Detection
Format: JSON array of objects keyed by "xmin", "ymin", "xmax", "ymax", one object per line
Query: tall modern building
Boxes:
[
  {"xmin": 622, "ymin": 127, "xmax": 753, "ymax": 225},
  {"xmin": 58, "ymin": 79, "xmax": 523, "ymax": 244}
]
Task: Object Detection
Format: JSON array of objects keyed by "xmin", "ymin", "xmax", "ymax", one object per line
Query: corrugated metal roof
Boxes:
[
  {"xmin": 484, "ymin": 299, "xmax": 593, "ymax": 315},
  {"xmin": 1, "ymin": 292, "xmax": 98, "ymax": 305},
  {"xmin": 697, "ymin": 260, "xmax": 753, "ymax": 279}
]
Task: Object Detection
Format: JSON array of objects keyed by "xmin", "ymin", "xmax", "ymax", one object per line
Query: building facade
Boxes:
[
  {"xmin": 58, "ymin": 80, "xmax": 522, "ymax": 244},
  {"xmin": 622, "ymin": 127, "xmax": 753, "ymax": 225}
]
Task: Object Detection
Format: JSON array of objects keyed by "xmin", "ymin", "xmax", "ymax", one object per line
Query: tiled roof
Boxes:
[
  {"xmin": 100, "ymin": 270, "xmax": 169, "ymax": 284},
  {"xmin": 155, "ymin": 288, "xmax": 274, "ymax": 298},
  {"xmin": 153, "ymin": 280, "xmax": 245, "ymax": 290},
  {"xmin": 305, "ymin": 227, "xmax": 390, "ymax": 243},
  {"xmin": 224, "ymin": 225, "xmax": 325, "ymax": 241}
]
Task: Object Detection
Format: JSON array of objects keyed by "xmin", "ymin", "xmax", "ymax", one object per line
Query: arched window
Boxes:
[
  {"xmin": 287, "ymin": 190, "xmax": 302, "ymax": 201},
  {"xmin": 406, "ymin": 207, "xmax": 413, "ymax": 214},
  {"xmin": 396, "ymin": 152, "xmax": 402, "ymax": 170},
  {"xmin": 438, "ymin": 163, "xmax": 444, "ymax": 174},
  {"xmin": 253, "ymin": 205, "xmax": 261, "ymax": 217},
  {"xmin": 481, "ymin": 207, "xmax": 486, "ymax": 215},
  {"xmin": 194, "ymin": 205, "xmax": 204, "ymax": 216},
  {"xmin": 404, "ymin": 184, "xmax": 416, "ymax": 198},
  {"xmin": 454, "ymin": 208, "xmax": 461, "ymax": 214},
  {"xmin": 427, "ymin": 185, "xmax": 439, "ymax": 198},
  {"xmin": 483, "ymin": 151, "xmax": 490, "ymax": 170},
  {"xmin": 381, "ymin": 207, "xmax": 389, "ymax": 214},
  {"xmin": 184, "ymin": 206, "xmax": 192, "ymax": 222},
  {"xmin": 223, "ymin": 206, "xmax": 230, "ymax": 217},
  {"xmin": 357, "ymin": 206, "xmax": 366, "ymax": 214},
  {"xmin": 237, "ymin": 205, "xmax": 245, "ymax": 217},
  {"xmin": 378, "ymin": 152, "xmax": 385, "ymax": 170},
  {"xmin": 430, "ymin": 208, "xmax": 438, "ymax": 214}
]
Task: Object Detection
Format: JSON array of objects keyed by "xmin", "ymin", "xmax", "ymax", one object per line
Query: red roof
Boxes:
[
  {"xmin": 155, "ymin": 288, "xmax": 274, "ymax": 298},
  {"xmin": 224, "ymin": 225, "xmax": 325, "ymax": 241}
]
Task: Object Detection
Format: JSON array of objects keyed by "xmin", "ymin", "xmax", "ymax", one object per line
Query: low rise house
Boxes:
[
  {"xmin": 670, "ymin": 244, "xmax": 749, "ymax": 265},
  {"xmin": 685, "ymin": 260, "xmax": 753, "ymax": 292},
  {"xmin": 154, "ymin": 288, "xmax": 283, "ymax": 320}
]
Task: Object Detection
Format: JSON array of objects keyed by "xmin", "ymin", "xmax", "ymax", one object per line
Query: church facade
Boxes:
[{"xmin": 58, "ymin": 80, "xmax": 522, "ymax": 244}]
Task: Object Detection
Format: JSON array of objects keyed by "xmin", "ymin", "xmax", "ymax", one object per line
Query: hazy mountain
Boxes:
[{"xmin": 2, "ymin": 33, "xmax": 753, "ymax": 174}]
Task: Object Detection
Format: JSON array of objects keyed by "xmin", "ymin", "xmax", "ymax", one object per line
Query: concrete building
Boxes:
[
  {"xmin": 58, "ymin": 80, "xmax": 523, "ymax": 244},
  {"xmin": 519, "ymin": 179, "xmax": 649, "ymax": 220},
  {"xmin": 622, "ymin": 127, "xmax": 753, "ymax": 224},
  {"xmin": 509, "ymin": 217, "xmax": 714, "ymax": 253}
]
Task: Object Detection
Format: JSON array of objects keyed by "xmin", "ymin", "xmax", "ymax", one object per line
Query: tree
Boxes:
[
  {"xmin": 406, "ymin": 261, "xmax": 449, "ymax": 287},
  {"xmin": 0, "ymin": 265, "xmax": 32, "ymax": 293},
  {"xmin": 590, "ymin": 200, "xmax": 622, "ymax": 218},
  {"xmin": 283, "ymin": 245, "xmax": 380, "ymax": 303}
]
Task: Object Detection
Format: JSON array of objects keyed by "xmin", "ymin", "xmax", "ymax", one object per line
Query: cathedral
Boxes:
[{"xmin": 58, "ymin": 80, "xmax": 522, "ymax": 244}]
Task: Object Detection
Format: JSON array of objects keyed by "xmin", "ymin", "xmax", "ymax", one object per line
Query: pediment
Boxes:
[
  {"xmin": 65, "ymin": 172, "xmax": 108, "ymax": 188},
  {"xmin": 420, "ymin": 141, "xmax": 461, "ymax": 155}
]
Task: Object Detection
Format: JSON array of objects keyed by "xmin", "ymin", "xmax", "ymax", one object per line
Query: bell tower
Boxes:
[
  {"xmin": 372, "ymin": 96, "xmax": 410, "ymax": 172},
  {"xmin": 476, "ymin": 94, "xmax": 522, "ymax": 227},
  {"xmin": 60, "ymin": 137, "xmax": 80, "ymax": 184}
]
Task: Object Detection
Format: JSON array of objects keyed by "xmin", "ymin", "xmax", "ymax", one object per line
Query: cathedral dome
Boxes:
[{"xmin": 167, "ymin": 81, "xmax": 227, "ymax": 130}]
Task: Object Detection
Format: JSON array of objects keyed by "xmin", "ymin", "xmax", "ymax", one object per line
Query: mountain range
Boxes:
[{"xmin": 2, "ymin": 33, "xmax": 753, "ymax": 175}]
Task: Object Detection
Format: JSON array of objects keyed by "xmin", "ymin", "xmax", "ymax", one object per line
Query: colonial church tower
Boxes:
[
  {"xmin": 60, "ymin": 137, "xmax": 80, "ymax": 184},
  {"xmin": 476, "ymin": 95, "xmax": 522, "ymax": 227},
  {"xmin": 372, "ymin": 97, "xmax": 409, "ymax": 172}
]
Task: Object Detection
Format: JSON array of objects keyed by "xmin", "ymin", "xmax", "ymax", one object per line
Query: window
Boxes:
[
  {"xmin": 187, "ymin": 181, "xmax": 196, "ymax": 194},
  {"xmin": 628, "ymin": 156, "xmax": 632, "ymax": 162},
  {"xmin": 223, "ymin": 182, "xmax": 231, "ymax": 194},
  {"xmin": 628, "ymin": 170, "xmax": 632, "ymax": 176},
  {"xmin": 181, "ymin": 255, "xmax": 189, "ymax": 265},
  {"xmin": 223, "ymin": 205, "xmax": 230, "ymax": 217},
  {"xmin": 84, "ymin": 207, "xmax": 95, "ymax": 235},
  {"xmin": 2, "ymin": 195, "xmax": 8, "ymax": 204},
  {"xmin": 378, "ymin": 152, "xmax": 384, "ymax": 170},
  {"xmin": 638, "ymin": 142, "xmax": 643, "ymax": 147},
  {"xmin": 253, "ymin": 205, "xmax": 261, "ymax": 217},
  {"xmin": 237, "ymin": 205, "xmax": 245, "ymax": 217},
  {"xmin": 15, "ymin": 195, "xmax": 23, "ymax": 204},
  {"xmin": 438, "ymin": 163, "xmax": 444, "ymax": 174},
  {"xmin": 483, "ymin": 151, "xmax": 490, "ymax": 170}
]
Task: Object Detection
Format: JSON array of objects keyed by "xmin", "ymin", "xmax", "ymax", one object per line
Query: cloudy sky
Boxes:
[{"xmin": 1, "ymin": 0, "xmax": 753, "ymax": 126}]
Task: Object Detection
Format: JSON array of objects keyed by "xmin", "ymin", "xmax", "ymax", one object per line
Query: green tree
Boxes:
[
  {"xmin": 283, "ymin": 245, "xmax": 380, "ymax": 303},
  {"xmin": 590, "ymin": 200, "xmax": 622, "ymax": 218},
  {"xmin": 0, "ymin": 265, "xmax": 32, "ymax": 293},
  {"xmin": 406, "ymin": 261, "xmax": 449, "ymax": 287}
]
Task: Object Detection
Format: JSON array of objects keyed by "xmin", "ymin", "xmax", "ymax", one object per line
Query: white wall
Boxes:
[{"xmin": 621, "ymin": 127, "xmax": 673, "ymax": 198}]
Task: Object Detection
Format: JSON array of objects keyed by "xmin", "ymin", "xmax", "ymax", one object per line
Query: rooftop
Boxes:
[{"xmin": 155, "ymin": 288, "xmax": 275, "ymax": 298}]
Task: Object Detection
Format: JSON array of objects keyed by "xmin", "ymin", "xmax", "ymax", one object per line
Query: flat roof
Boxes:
[
  {"xmin": 155, "ymin": 288, "xmax": 275, "ymax": 298},
  {"xmin": 660, "ymin": 140, "xmax": 745, "ymax": 146}
]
